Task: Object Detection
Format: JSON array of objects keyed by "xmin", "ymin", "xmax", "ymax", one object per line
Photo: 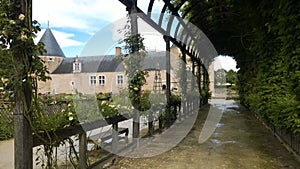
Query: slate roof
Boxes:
[
  {"xmin": 52, "ymin": 51, "xmax": 167, "ymax": 74},
  {"xmin": 39, "ymin": 28, "xmax": 65, "ymax": 57}
]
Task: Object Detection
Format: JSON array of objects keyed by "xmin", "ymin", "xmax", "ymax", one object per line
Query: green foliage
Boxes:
[
  {"xmin": 226, "ymin": 69, "xmax": 238, "ymax": 85},
  {"xmin": 122, "ymin": 33, "xmax": 150, "ymax": 111},
  {"xmin": 170, "ymin": 93, "xmax": 181, "ymax": 106},
  {"xmin": 0, "ymin": 107, "xmax": 13, "ymax": 140},
  {"xmin": 186, "ymin": 0, "xmax": 300, "ymax": 133}
]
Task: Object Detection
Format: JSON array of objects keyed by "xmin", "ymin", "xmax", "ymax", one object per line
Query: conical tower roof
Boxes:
[{"xmin": 39, "ymin": 28, "xmax": 65, "ymax": 57}]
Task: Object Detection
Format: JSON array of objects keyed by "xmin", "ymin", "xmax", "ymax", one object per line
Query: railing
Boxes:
[
  {"xmin": 1, "ymin": 95, "xmax": 201, "ymax": 168},
  {"xmin": 31, "ymin": 99, "xmax": 188, "ymax": 168},
  {"xmin": 32, "ymin": 114, "xmax": 132, "ymax": 168},
  {"xmin": 268, "ymin": 123, "xmax": 300, "ymax": 158}
]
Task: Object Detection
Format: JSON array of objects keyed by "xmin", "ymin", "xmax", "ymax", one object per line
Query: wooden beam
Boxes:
[{"xmin": 14, "ymin": 0, "xmax": 33, "ymax": 168}]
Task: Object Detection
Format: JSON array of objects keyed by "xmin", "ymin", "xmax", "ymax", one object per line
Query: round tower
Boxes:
[
  {"xmin": 38, "ymin": 27, "xmax": 65, "ymax": 94},
  {"xmin": 39, "ymin": 28, "xmax": 65, "ymax": 73}
]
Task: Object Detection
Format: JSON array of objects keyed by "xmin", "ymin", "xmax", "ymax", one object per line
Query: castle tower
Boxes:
[
  {"xmin": 39, "ymin": 28, "xmax": 65, "ymax": 73},
  {"xmin": 38, "ymin": 27, "xmax": 65, "ymax": 94}
]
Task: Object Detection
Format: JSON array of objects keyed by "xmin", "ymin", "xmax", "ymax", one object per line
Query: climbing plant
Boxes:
[
  {"xmin": 0, "ymin": 1, "xmax": 80, "ymax": 168},
  {"xmin": 122, "ymin": 33, "xmax": 150, "ymax": 111},
  {"xmin": 184, "ymin": 0, "xmax": 300, "ymax": 133}
]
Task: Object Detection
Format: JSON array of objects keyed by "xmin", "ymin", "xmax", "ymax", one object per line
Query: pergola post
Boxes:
[
  {"xmin": 112, "ymin": 122, "xmax": 118, "ymax": 154},
  {"xmin": 128, "ymin": 0, "xmax": 140, "ymax": 144},
  {"xmin": 14, "ymin": 0, "xmax": 33, "ymax": 168},
  {"xmin": 201, "ymin": 64, "xmax": 208, "ymax": 104},
  {"xmin": 189, "ymin": 59, "xmax": 196, "ymax": 114},
  {"xmin": 180, "ymin": 49, "xmax": 187, "ymax": 120},
  {"xmin": 164, "ymin": 36, "xmax": 171, "ymax": 126},
  {"xmin": 79, "ymin": 132, "xmax": 87, "ymax": 169},
  {"xmin": 203, "ymin": 67, "xmax": 209, "ymax": 104}
]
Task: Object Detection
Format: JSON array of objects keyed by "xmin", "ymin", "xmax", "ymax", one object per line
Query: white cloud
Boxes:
[
  {"xmin": 214, "ymin": 55, "xmax": 238, "ymax": 71},
  {"xmin": 32, "ymin": 0, "xmax": 166, "ymax": 56},
  {"xmin": 34, "ymin": 29, "xmax": 84, "ymax": 48},
  {"xmin": 33, "ymin": 0, "xmax": 127, "ymax": 33}
]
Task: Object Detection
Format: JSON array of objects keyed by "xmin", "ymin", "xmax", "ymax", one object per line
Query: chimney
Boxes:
[{"xmin": 115, "ymin": 47, "xmax": 122, "ymax": 56}]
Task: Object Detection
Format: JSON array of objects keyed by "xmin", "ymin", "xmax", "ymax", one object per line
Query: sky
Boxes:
[
  {"xmin": 32, "ymin": 0, "xmax": 237, "ymax": 71},
  {"xmin": 33, "ymin": 0, "xmax": 128, "ymax": 57},
  {"xmin": 214, "ymin": 56, "xmax": 238, "ymax": 71},
  {"xmin": 32, "ymin": 0, "xmax": 167, "ymax": 57}
]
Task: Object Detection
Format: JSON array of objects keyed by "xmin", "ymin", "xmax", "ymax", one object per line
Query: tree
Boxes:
[{"xmin": 226, "ymin": 69, "xmax": 237, "ymax": 86}]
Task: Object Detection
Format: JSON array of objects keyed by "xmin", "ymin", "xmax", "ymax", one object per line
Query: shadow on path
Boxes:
[{"xmin": 111, "ymin": 99, "xmax": 300, "ymax": 169}]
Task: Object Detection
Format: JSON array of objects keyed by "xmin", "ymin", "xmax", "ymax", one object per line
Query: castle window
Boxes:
[
  {"xmin": 90, "ymin": 76, "xmax": 96, "ymax": 86},
  {"xmin": 99, "ymin": 75, "xmax": 105, "ymax": 86},
  {"xmin": 116, "ymin": 75, "xmax": 123, "ymax": 86},
  {"xmin": 73, "ymin": 58, "xmax": 81, "ymax": 73}
]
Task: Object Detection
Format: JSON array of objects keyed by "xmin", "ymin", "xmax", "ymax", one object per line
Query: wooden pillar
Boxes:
[
  {"xmin": 164, "ymin": 35, "xmax": 171, "ymax": 126},
  {"xmin": 112, "ymin": 123, "xmax": 118, "ymax": 154},
  {"xmin": 79, "ymin": 132, "xmax": 87, "ymax": 169},
  {"xmin": 128, "ymin": 0, "xmax": 140, "ymax": 142},
  {"xmin": 199, "ymin": 63, "xmax": 203, "ymax": 106},
  {"xmin": 14, "ymin": 0, "xmax": 33, "ymax": 168},
  {"xmin": 148, "ymin": 111, "xmax": 154, "ymax": 136},
  {"xmin": 181, "ymin": 50, "xmax": 187, "ymax": 120},
  {"xmin": 158, "ymin": 110, "xmax": 163, "ymax": 130},
  {"xmin": 204, "ymin": 67, "xmax": 209, "ymax": 104},
  {"xmin": 202, "ymin": 65, "xmax": 208, "ymax": 104}
]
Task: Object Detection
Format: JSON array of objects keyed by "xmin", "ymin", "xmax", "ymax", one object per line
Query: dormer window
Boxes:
[{"xmin": 73, "ymin": 58, "xmax": 81, "ymax": 73}]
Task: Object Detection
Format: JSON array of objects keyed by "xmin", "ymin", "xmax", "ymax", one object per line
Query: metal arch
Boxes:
[
  {"xmin": 166, "ymin": 14, "xmax": 175, "ymax": 36},
  {"xmin": 174, "ymin": 21, "xmax": 182, "ymax": 39},
  {"xmin": 162, "ymin": 0, "xmax": 201, "ymax": 54},
  {"xmin": 118, "ymin": 0, "xmax": 214, "ymax": 66},
  {"xmin": 158, "ymin": 4, "xmax": 168, "ymax": 27},
  {"xmin": 147, "ymin": 0, "xmax": 155, "ymax": 16}
]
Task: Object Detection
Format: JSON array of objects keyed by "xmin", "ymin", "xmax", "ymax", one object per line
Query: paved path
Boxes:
[
  {"xmin": 111, "ymin": 99, "xmax": 300, "ymax": 169},
  {"xmin": 0, "ymin": 139, "xmax": 13, "ymax": 169},
  {"xmin": 1, "ymin": 99, "xmax": 299, "ymax": 169}
]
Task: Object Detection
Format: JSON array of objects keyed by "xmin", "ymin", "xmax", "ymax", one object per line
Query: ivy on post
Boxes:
[{"xmin": 125, "ymin": 0, "xmax": 142, "ymax": 145}]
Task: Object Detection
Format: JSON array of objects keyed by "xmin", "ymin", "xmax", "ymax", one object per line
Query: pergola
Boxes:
[
  {"xmin": 119, "ymin": 0, "xmax": 216, "ymax": 135},
  {"xmin": 13, "ymin": 0, "xmax": 217, "ymax": 168}
]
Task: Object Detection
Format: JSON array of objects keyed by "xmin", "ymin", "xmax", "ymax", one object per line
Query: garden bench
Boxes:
[{"xmin": 87, "ymin": 127, "xmax": 129, "ymax": 152}]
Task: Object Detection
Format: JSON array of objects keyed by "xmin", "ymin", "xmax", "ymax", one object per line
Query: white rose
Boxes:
[
  {"xmin": 9, "ymin": 20, "xmax": 16, "ymax": 25},
  {"xmin": 18, "ymin": 14, "xmax": 25, "ymax": 21}
]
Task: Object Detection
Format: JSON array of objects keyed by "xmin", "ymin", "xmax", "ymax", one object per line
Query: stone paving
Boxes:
[
  {"xmin": 111, "ymin": 99, "xmax": 300, "ymax": 169},
  {"xmin": 1, "ymin": 99, "xmax": 299, "ymax": 169}
]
